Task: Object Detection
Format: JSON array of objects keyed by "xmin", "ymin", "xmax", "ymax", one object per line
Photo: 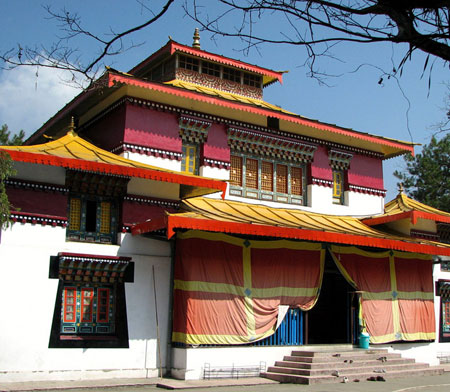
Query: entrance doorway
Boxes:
[{"xmin": 306, "ymin": 255, "xmax": 356, "ymax": 344}]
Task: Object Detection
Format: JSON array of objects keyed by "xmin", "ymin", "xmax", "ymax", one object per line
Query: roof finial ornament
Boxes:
[
  {"xmin": 193, "ymin": 28, "xmax": 201, "ymax": 49},
  {"xmin": 398, "ymin": 182, "xmax": 404, "ymax": 193},
  {"xmin": 68, "ymin": 116, "xmax": 77, "ymax": 136}
]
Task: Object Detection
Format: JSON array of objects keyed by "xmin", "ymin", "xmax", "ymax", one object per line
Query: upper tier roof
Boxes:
[
  {"xmin": 25, "ymin": 36, "xmax": 416, "ymax": 159},
  {"xmin": 129, "ymin": 38, "xmax": 285, "ymax": 87}
]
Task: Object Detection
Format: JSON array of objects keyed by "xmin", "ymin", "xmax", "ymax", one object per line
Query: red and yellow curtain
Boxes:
[
  {"xmin": 173, "ymin": 231, "xmax": 325, "ymax": 345},
  {"xmin": 330, "ymin": 246, "xmax": 435, "ymax": 344}
]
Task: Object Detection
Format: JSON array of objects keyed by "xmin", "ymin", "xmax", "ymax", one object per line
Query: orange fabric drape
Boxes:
[
  {"xmin": 330, "ymin": 246, "xmax": 435, "ymax": 344},
  {"xmin": 172, "ymin": 231, "xmax": 324, "ymax": 345}
]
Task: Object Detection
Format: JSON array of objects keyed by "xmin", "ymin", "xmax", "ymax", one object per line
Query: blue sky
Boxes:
[{"xmin": 1, "ymin": 1, "xmax": 448, "ymax": 201}]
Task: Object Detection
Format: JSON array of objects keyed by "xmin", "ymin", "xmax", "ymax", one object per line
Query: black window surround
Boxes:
[{"xmin": 48, "ymin": 253, "xmax": 134, "ymax": 348}]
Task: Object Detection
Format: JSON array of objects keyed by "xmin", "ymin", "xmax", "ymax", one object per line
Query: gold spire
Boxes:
[
  {"xmin": 192, "ymin": 28, "xmax": 201, "ymax": 49},
  {"xmin": 68, "ymin": 116, "xmax": 77, "ymax": 136}
]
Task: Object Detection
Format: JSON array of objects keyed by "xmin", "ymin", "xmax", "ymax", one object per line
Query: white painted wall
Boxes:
[
  {"xmin": 172, "ymin": 346, "xmax": 295, "ymax": 380},
  {"xmin": 12, "ymin": 162, "xmax": 66, "ymax": 185},
  {"xmin": 221, "ymin": 184, "xmax": 384, "ymax": 216},
  {"xmin": 122, "ymin": 151, "xmax": 182, "ymax": 172},
  {"xmin": 0, "ymin": 224, "xmax": 173, "ymax": 382}
]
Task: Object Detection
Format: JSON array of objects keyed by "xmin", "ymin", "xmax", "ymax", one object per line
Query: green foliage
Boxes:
[
  {"xmin": 1, "ymin": 124, "xmax": 25, "ymax": 145},
  {"xmin": 0, "ymin": 124, "xmax": 24, "ymax": 230},
  {"xmin": 0, "ymin": 151, "xmax": 16, "ymax": 229},
  {"xmin": 394, "ymin": 135, "xmax": 450, "ymax": 212}
]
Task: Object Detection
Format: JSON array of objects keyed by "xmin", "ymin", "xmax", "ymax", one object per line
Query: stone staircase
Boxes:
[{"xmin": 261, "ymin": 348, "xmax": 444, "ymax": 384}]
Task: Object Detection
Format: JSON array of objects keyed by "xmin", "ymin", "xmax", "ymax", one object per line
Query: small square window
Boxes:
[
  {"xmin": 201, "ymin": 61, "xmax": 220, "ymax": 77},
  {"xmin": 223, "ymin": 67, "xmax": 241, "ymax": 83},
  {"xmin": 179, "ymin": 55, "xmax": 199, "ymax": 72}
]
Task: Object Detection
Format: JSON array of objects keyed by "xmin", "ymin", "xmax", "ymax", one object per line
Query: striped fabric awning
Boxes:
[{"xmin": 56, "ymin": 253, "xmax": 132, "ymax": 283}]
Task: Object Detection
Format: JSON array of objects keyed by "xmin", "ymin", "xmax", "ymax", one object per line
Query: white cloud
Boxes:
[{"xmin": 0, "ymin": 66, "xmax": 79, "ymax": 139}]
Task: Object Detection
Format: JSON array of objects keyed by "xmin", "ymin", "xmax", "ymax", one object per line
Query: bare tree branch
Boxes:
[
  {"xmin": 0, "ymin": 0, "xmax": 175, "ymax": 86},
  {"xmin": 184, "ymin": 1, "xmax": 450, "ymax": 81}
]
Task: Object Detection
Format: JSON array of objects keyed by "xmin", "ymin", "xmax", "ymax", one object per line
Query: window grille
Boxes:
[
  {"xmin": 69, "ymin": 198, "xmax": 81, "ymax": 231},
  {"xmin": 261, "ymin": 161, "xmax": 273, "ymax": 192},
  {"xmin": 246, "ymin": 158, "xmax": 259, "ymax": 189},
  {"xmin": 230, "ymin": 156, "xmax": 243, "ymax": 186},
  {"xmin": 277, "ymin": 164, "xmax": 288, "ymax": 194},
  {"xmin": 291, "ymin": 167, "xmax": 303, "ymax": 196}
]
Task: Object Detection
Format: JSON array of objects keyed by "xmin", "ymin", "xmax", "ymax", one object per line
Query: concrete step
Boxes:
[
  {"xmin": 275, "ymin": 357, "xmax": 415, "ymax": 369},
  {"xmin": 262, "ymin": 366, "xmax": 444, "ymax": 385},
  {"xmin": 284, "ymin": 352, "xmax": 402, "ymax": 363},
  {"xmin": 291, "ymin": 348, "xmax": 389, "ymax": 357},
  {"xmin": 267, "ymin": 362, "xmax": 429, "ymax": 377}
]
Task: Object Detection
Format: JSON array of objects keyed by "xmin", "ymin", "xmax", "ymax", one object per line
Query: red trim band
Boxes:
[
  {"xmin": 108, "ymin": 73, "xmax": 415, "ymax": 157},
  {"xmin": 5, "ymin": 150, "xmax": 227, "ymax": 199}
]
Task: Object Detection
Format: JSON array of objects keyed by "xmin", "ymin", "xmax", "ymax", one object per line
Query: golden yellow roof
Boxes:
[
  {"xmin": 363, "ymin": 191, "xmax": 450, "ymax": 225},
  {"xmin": 165, "ymin": 79, "xmax": 296, "ymax": 115},
  {"xmin": 385, "ymin": 192, "xmax": 450, "ymax": 218},
  {"xmin": 134, "ymin": 196, "xmax": 450, "ymax": 256},
  {"xmin": 0, "ymin": 132, "xmax": 227, "ymax": 197},
  {"xmin": 178, "ymin": 197, "xmax": 408, "ymax": 238}
]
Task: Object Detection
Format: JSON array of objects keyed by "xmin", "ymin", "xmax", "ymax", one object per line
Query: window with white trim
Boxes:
[{"xmin": 229, "ymin": 154, "xmax": 307, "ymax": 205}]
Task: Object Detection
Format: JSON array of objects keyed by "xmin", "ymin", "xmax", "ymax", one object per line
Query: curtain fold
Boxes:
[
  {"xmin": 172, "ymin": 231, "xmax": 325, "ymax": 345},
  {"xmin": 330, "ymin": 246, "xmax": 435, "ymax": 344}
]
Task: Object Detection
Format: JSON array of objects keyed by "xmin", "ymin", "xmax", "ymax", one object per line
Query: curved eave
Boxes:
[
  {"xmin": 131, "ymin": 214, "xmax": 450, "ymax": 257},
  {"xmin": 1, "ymin": 150, "xmax": 227, "ymax": 198},
  {"xmin": 108, "ymin": 73, "xmax": 415, "ymax": 159},
  {"xmin": 364, "ymin": 210, "xmax": 450, "ymax": 226}
]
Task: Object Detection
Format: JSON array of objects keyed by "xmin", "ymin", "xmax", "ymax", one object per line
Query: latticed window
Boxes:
[
  {"xmin": 69, "ymin": 198, "xmax": 81, "ymax": 231},
  {"xmin": 230, "ymin": 155, "xmax": 243, "ymax": 186},
  {"xmin": 243, "ymin": 73, "xmax": 261, "ymax": 87},
  {"xmin": 67, "ymin": 196, "xmax": 117, "ymax": 244},
  {"xmin": 229, "ymin": 154, "xmax": 306, "ymax": 205},
  {"xmin": 246, "ymin": 158, "xmax": 259, "ymax": 189},
  {"xmin": 291, "ymin": 167, "xmax": 303, "ymax": 196},
  {"xmin": 61, "ymin": 284, "xmax": 115, "ymax": 335},
  {"xmin": 179, "ymin": 55, "xmax": 199, "ymax": 72},
  {"xmin": 97, "ymin": 288, "xmax": 111, "ymax": 323},
  {"xmin": 277, "ymin": 164, "xmax": 288, "ymax": 194},
  {"xmin": 81, "ymin": 288, "xmax": 94, "ymax": 323},
  {"xmin": 100, "ymin": 202, "xmax": 111, "ymax": 234},
  {"xmin": 63, "ymin": 287, "xmax": 76, "ymax": 323},
  {"xmin": 261, "ymin": 161, "xmax": 273, "ymax": 191},
  {"xmin": 202, "ymin": 61, "xmax": 220, "ymax": 77},
  {"xmin": 223, "ymin": 67, "xmax": 241, "ymax": 83}
]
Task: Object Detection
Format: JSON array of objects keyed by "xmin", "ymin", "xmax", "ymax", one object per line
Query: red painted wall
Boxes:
[
  {"xmin": 122, "ymin": 200, "xmax": 177, "ymax": 225},
  {"xmin": 310, "ymin": 146, "xmax": 384, "ymax": 189},
  {"xmin": 7, "ymin": 187, "xmax": 68, "ymax": 217},
  {"xmin": 203, "ymin": 123, "xmax": 229, "ymax": 162},
  {"xmin": 124, "ymin": 104, "xmax": 181, "ymax": 151},
  {"xmin": 82, "ymin": 104, "xmax": 126, "ymax": 151},
  {"xmin": 311, "ymin": 146, "xmax": 332, "ymax": 181},
  {"xmin": 348, "ymin": 154, "xmax": 384, "ymax": 189}
]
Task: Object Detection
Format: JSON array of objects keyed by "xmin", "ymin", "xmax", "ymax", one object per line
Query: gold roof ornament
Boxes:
[
  {"xmin": 68, "ymin": 116, "xmax": 76, "ymax": 135},
  {"xmin": 192, "ymin": 28, "xmax": 201, "ymax": 49}
]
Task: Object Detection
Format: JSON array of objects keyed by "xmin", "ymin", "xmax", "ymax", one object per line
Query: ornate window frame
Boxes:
[
  {"xmin": 329, "ymin": 149, "xmax": 352, "ymax": 205},
  {"xmin": 49, "ymin": 253, "xmax": 134, "ymax": 348}
]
